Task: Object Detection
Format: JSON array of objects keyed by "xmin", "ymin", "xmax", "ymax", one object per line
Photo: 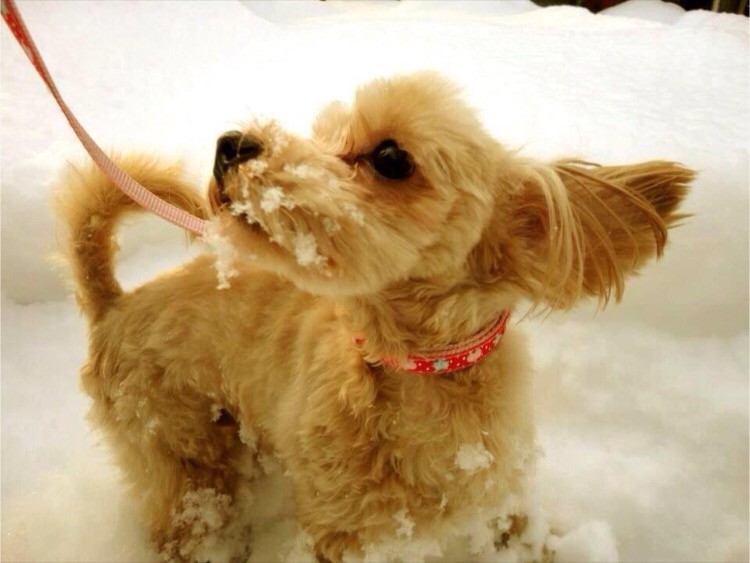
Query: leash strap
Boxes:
[{"xmin": 1, "ymin": 0, "xmax": 209, "ymax": 235}]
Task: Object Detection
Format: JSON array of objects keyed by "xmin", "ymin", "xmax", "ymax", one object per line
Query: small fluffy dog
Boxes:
[{"xmin": 54, "ymin": 72, "xmax": 692, "ymax": 562}]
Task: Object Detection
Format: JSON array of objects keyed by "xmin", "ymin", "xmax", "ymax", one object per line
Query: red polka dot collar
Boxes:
[{"xmin": 356, "ymin": 310, "xmax": 510, "ymax": 375}]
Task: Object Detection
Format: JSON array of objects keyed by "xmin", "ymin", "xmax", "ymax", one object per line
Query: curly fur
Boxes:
[{"xmin": 53, "ymin": 72, "xmax": 692, "ymax": 562}]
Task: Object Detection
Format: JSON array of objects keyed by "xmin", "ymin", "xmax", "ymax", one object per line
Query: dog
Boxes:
[{"xmin": 53, "ymin": 72, "xmax": 692, "ymax": 562}]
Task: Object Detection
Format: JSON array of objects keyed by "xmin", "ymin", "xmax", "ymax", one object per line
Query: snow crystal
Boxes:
[
  {"xmin": 172, "ymin": 488, "xmax": 229, "ymax": 532},
  {"xmin": 260, "ymin": 186, "xmax": 285, "ymax": 212},
  {"xmin": 283, "ymin": 163, "xmax": 327, "ymax": 180},
  {"xmin": 393, "ymin": 508, "xmax": 415, "ymax": 539},
  {"xmin": 260, "ymin": 186, "xmax": 296, "ymax": 213},
  {"xmin": 343, "ymin": 202, "xmax": 365, "ymax": 226},
  {"xmin": 326, "ymin": 178, "xmax": 342, "ymax": 191},
  {"xmin": 166, "ymin": 488, "xmax": 233, "ymax": 561},
  {"xmin": 145, "ymin": 419, "xmax": 159, "ymax": 436},
  {"xmin": 269, "ymin": 127, "xmax": 290, "ymax": 154},
  {"xmin": 239, "ymin": 421, "xmax": 259, "ymax": 451},
  {"xmin": 244, "ymin": 159, "xmax": 268, "ymax": 178},
  {"xmin": 456, "ymin": 443, "xmax": 495, "ymax": 473},
  {"xmin": 201, "ymin": 222, "xmax": 241, "ymax": 290},
  {"xmin": 323, "ymin": 217, "xmax": 342, "ymax": 235},
  {"xmin": 293, "ymin": 232, "xmax": 327, "ymax": 268},
  {"xmin": 229, "ymin": 198, "xmax": 259, "ymax": 224},
  {"xmin": 238, "ymin": 174, "xmax": 250, "ymax": 199},
  {"xmin": 163, "ymin": 484, "xmax": 260, "ymax": 562},
  {"xmin": 284, "ymin": 530, "xmax": 316, "ymax": 563}
]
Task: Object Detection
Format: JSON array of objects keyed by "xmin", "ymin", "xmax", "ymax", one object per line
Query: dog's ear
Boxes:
[{"xmin": 471, "ymin": 160, "xmax": 693, "ymax": 310}]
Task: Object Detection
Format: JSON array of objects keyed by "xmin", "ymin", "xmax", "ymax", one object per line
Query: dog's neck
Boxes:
[{"xmin": 339, "ymin": 274, "xmax": 515, "ymax": 365}]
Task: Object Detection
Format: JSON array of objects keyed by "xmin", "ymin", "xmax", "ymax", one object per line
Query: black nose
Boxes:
[{"xmin": 213, "ymin": 131, "xmax": 263, "ymax": 183}]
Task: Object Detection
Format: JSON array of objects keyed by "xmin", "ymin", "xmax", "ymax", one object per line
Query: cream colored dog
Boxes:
[{"xmin": 54, "ymin": 72, "xmax": 692, "ymax": 562}]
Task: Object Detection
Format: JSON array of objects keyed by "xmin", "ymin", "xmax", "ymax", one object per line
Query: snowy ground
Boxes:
[{"xmin": 1, "ymin": 1, "xmax": 747, "ymax": 561}]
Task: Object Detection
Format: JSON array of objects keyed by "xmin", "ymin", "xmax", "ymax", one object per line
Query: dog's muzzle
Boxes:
[{"xmin": 213, "ymin": 131, "xmax": 263, "ymax": 188}]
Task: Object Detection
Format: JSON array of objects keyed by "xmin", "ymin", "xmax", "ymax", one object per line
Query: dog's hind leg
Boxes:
[{"xmin": 83, "ymin": 361, "xmax": 247, "ymax": 561}]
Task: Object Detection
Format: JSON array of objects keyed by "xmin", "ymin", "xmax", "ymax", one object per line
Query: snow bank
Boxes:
[
  {"xmin": 1, "ymin": 0, "xmax": 747, "ymax": 561},
  {"xmin": 600, "ymin": 0, "xmax": 685, "ymax": 24}
]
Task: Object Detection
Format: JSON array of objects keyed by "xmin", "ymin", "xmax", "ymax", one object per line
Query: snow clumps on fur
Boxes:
[
  {"xmin": 455, "ymin": 443, "xmax": 495, "ymax": 473},
  {"xmin": 202, "ymin": 221, "xmax": 243, "ymax": 290}
]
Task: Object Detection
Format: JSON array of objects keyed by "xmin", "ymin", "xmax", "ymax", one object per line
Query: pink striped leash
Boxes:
[{"xmin": 1, "ymin": 0, "xmax": 210, "ymax": 236}]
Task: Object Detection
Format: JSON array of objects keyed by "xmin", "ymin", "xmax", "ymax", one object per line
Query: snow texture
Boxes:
[
  {"xmin": 343, "ymin": 202, "xmax": 366, "ymax": 226},
  {"xmin": 283, "ymin": 163, "xmax": 328, "ymax": 180},
  {"xmin": 202, "ymin": 221, "xmax": 241, "ymax": 290},
  {"xmin": 456, "ymin": 443, "xmax": 495, "ymax": 473},
  {"xmin": 167, "ymin": 488, "xmax": 234, "ymax": 561},
  {"xmin": 1, "ymin": 1, "xmax": 747, "ymax": 562},
  {"xmin": 547, "ymin": 521, "xmax": 619, "ymax": 563},
  {"xmin": 293, "ymin": 232, "xmax": 327, "ymax": 268},
  {"xmin": 393, "ymin": 508, "xmax": 416, "ymax": 539},
  {"xmin": 600, "ymin": 0, "xmax": 685, "ymax": 23},
  {"xmin": 260, "ymin": 186, "xmax": 296, "ymax": 213},
  {"xmin": 323, "ymin": 217, "xmax": 342, "ymax": 235},
  {"xmin": 244, "ymin": 158, "xmax": 269, "ymax": 178}
]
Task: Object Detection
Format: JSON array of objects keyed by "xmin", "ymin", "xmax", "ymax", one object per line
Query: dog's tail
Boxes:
[{"xmin": 53, "ymin": 155, "xmax": 210, "ymax": 323}]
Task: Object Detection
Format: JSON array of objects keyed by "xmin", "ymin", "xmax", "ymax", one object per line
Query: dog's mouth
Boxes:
[
  {"xmin": 210, "ymin": 180, "xmax": 272, "ymax": 234},
  {"xmin": 216, "ymin": 181, "xmax": 336, "ymax": 276},
  {"xmin": 228, "ymin": 203, "xmax": 275, "ymax": 241},
  {"xmin": 209, "ymin": 179, "xmax": 276, "ymax": 244}
]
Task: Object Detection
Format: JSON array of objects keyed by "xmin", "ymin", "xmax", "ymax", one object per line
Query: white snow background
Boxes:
[{"xmin": 1, "ymin": 0, "xmax": 748, "ymax": 561}]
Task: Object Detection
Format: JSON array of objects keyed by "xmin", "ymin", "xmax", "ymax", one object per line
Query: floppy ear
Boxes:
[{"xmin": 472, "ymin": 159, "xmax": 693, "ymax": 310}]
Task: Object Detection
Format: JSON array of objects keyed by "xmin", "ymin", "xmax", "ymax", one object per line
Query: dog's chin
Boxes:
[
  {"xmin": 214, "ymin": 196, "xmax": 422, "ymax": 298},
  {"xmin": 229, "ymin": 213, "xmax": 284, "ymax": 254},
  {"xmin": 243, "ymin": 220, "xmax": 266, "ymax": 238}
]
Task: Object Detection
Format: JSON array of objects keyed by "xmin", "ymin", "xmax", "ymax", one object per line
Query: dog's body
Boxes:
[{"xmin": 54, "ymin": 73, "xmax": 692, "ymax": 561}]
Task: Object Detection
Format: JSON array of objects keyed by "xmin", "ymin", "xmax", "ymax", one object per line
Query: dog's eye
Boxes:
[{"xmin": 370, "ymin": 140, "xmax": 414, "ymax": 180}]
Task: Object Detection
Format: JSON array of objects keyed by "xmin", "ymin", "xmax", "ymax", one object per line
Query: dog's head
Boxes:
[{"xmin": 209, "ymin": 72, "xmax": 691, "ymax": 309}]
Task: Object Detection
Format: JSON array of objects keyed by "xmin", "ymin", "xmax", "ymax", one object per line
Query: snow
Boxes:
[
  {"xmin": 211, "ymin": 404, "xmax": 224, "ymax": 423},
  {"xmin": 229, "ymin": 198, "xmax": 258, "ymax": 223},
  {"xmin": 323, "ymin": 217, "xmax": 343, "ymax": 235},
  {"xmin": 343, "ymin": 202, "xmax": 366, "ymax": 226},
  {"xmin": 244, "ymin": 159, "xmax": 269, "ymax": 178},
  {"xmin": 1, "ymin": 1, "xmax": 747, "ymax": 562},
  {"xmin": 260, "ymin": 186, "xmax": 296, "ymax": 213},
  {"xmin": 600, "ymin": 0, "xmax": 685, "ymax": 24},
  {"xmin": 202, "ymin": 221, "xmax": 241, "ymax": 290},
  {"xmin": 292, "ymin": 232, "xmax": 326, "ymax": 268},
  {"xmin": 393, "ymin": 508, "xmax": 416, "ymax": 539},
  {"xmin": 283, "ymin": 163, "xmax": 327, "ymax": 180},
  {"xmin": 238, "ymin": 422, "xmax": 259, "ymax": 451},
  {"xmin": 167, "ymin": 488, "xmax": 234, "ymax": 562},
  {"xmin": 456, "ymin": 443, "xmax": 495, "ymax": 474},
  {"xmin": 547, "ymin": 521, "xmax": 619, "ymax": 563}
]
